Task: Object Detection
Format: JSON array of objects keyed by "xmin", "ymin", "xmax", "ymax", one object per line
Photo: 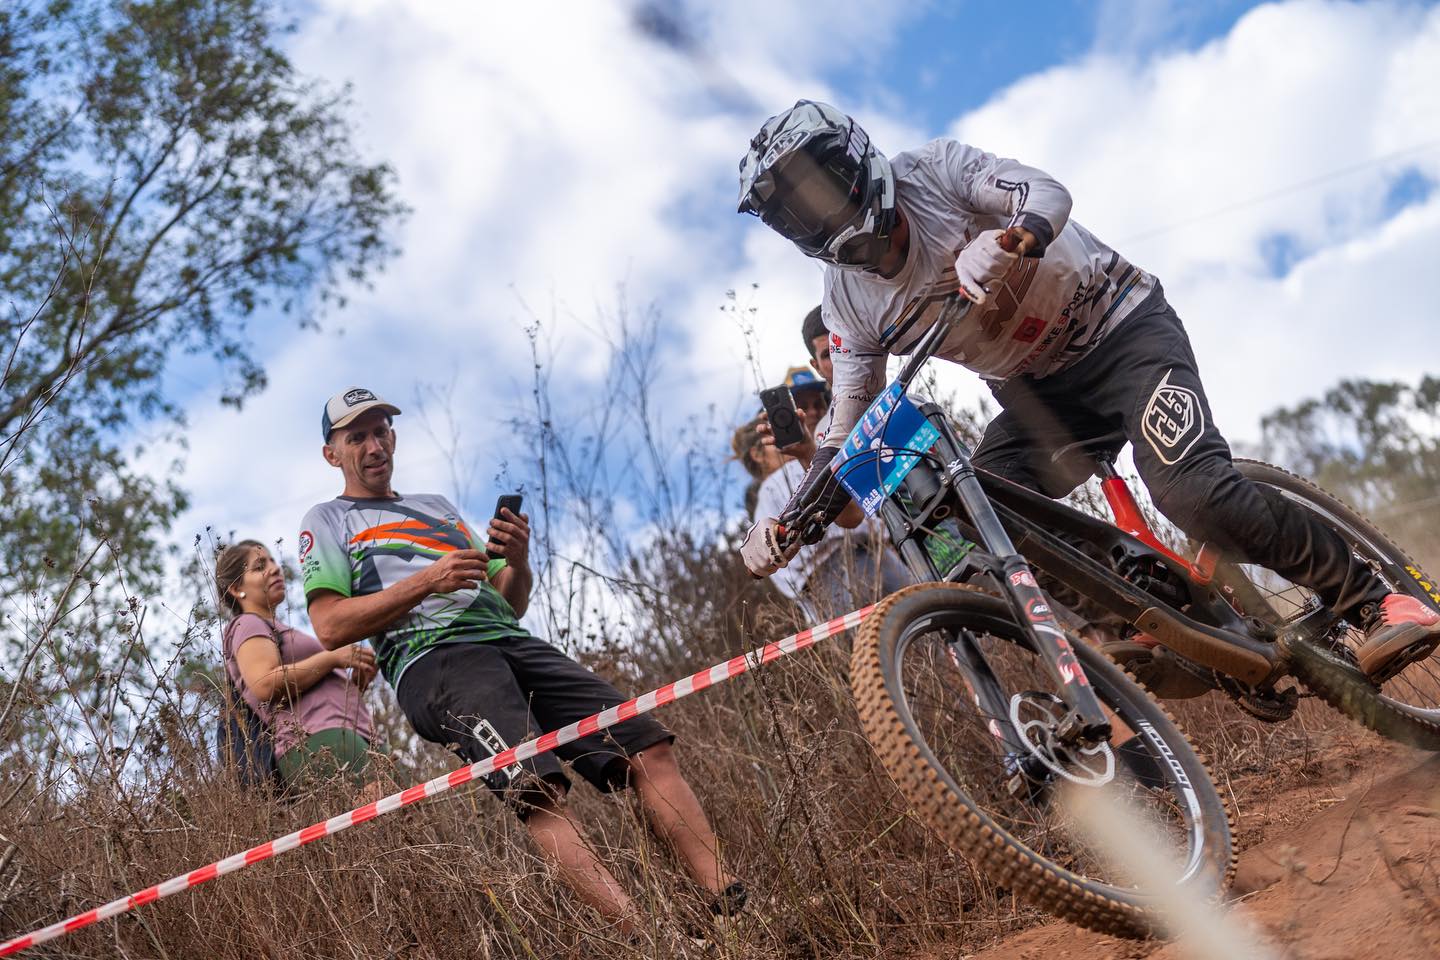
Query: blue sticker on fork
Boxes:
[{"xmin": 832, "ymin": 381, "xmax": 939, "ymax": 516}]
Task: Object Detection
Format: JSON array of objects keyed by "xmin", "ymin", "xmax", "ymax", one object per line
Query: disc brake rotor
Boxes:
[{"xmin": 1008, "ymin": 691, "xmax": 1115, "ymax": 787}]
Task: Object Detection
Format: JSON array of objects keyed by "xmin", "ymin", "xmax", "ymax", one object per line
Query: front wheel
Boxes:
[{"xmin": 851, "ymin": 583, "xmax": 1234, "ymax": 937}]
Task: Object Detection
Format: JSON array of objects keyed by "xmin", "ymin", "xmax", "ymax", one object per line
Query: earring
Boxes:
[{"xmin": 238, "ymin": 592, "xmax": 246, "ymax": 598}]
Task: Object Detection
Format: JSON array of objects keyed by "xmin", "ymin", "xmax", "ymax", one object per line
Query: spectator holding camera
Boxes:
[{"xmin": 752, "ymin": 364, "xmax": 909, "ymax": 619}]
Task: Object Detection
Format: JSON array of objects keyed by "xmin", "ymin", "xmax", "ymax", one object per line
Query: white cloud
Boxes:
[
  {"xmin": 141, "ymin": 0, "xmax": 1440, "ymax": 631},
  {"xmin": 137, "ymin": 0, "xmax": 923, "ymax": 627},
  {"xmin": 941, "ymin": 0, "xmax": 1440, "ymax": 436}
]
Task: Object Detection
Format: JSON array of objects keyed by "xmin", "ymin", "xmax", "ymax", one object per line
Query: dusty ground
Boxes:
[{"xmin": 948, "ymin": 736, "xmax": 1440, "ymax": 960}]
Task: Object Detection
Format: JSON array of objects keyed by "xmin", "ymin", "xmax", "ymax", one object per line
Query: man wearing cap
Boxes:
[
  {"xmin": 754, "ymin": 368, "xmax": 910, "ymax": 619},
  {"xmin": 298, "ymin": 387, "xmax": 743, "ymax": 938}
]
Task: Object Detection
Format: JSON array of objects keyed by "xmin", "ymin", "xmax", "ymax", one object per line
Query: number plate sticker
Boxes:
[{"xmin": 832, "ymin": 381, "xmax": 940, "ymax": 516}]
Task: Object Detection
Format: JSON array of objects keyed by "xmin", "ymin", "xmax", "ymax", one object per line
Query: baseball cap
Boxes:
[
  {"xmin": 321, "ymin": 387, "xmax": 402, "ymax": 440},
  {"xmin": 783, "ymin": 366, "xmax": 827, "ymax": 395}
]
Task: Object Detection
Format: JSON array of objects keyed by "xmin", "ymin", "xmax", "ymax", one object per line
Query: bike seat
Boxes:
[{"xmin": 1049, "ymin": 429, "xmax": 1128, "ymax": 466}]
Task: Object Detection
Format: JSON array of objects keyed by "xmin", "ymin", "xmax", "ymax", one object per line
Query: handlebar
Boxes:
[{"xmin": 772, "ymin": 293, "xmax": 976, "ymax": 549}]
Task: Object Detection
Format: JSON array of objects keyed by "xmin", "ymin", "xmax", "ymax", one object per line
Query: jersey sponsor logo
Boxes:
[
  {"xmin": 1011, "ymin": 316, "xmax": 1045, "ymax": 343},
  {"xmin": 1142, "ymin": 369, "xmax": 1205, "ymax": 465},
  {"xmin": 297, "ymin": 530, "xmax": 314, "ymax": 561},
  {"xmin": 343, "ymin": 388, "xmax": 376, "ymax": 406},
  {"xmin": 1004, "ymin": 316, "xmax": 1071, "ymax": 378},
  {"xmin": 829, "ymin": 331, "xmax": 848, "ymax": 355},
  {"xmin": 978, "ymin": 259, "xmax": 1041, "ymax": 342}
]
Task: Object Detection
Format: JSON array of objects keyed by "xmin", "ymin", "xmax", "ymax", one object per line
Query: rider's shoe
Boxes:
[{"xmin": 1355, "ymin": 593, "xmax": 1440, "ymax": 679}]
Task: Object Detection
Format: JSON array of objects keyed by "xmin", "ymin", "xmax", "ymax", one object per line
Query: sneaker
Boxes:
[
  {"xmin": 684, "ymin": 881, "xmax": 750, "ymax": 949},
  {"xmin": 708, "ymin": 880, "xmax": 749, "ymax": 918},
  {"xmin": 1355, "ymin": 594, "xmax": 1440, "ymax": 679}
]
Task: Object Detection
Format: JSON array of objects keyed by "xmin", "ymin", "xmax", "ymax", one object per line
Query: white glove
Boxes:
[
  {"xmin": 740, "ymin": 517, "xmax": 801, "ymax": 577},
  {"xmin": 954, "ymin": 228, "xmax": 1021, "ymax": 305}
]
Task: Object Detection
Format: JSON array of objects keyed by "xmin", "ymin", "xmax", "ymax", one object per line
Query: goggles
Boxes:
[{"xmin": 749, "ymin": 145, "xmax": 866, "ymax": 259}]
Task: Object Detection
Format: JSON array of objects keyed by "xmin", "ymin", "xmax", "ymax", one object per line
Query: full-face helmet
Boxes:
[{"xmin": 737, "ymin": 100, "xmax": 897, "ymax": 271}]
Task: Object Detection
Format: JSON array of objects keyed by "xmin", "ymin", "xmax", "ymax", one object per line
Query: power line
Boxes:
[{"xmin": 1118, "ymin": 139, "xmax": 1440, "ymax": 245}]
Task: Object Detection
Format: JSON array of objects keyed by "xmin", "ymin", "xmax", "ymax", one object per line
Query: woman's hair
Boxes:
[
  {"xmin": 730, "ymin": 417, "xmax": 769, "ymax": 480},
  {"xmin": 215, "ymin": 539, "xmax": 266, "ymax": 618}
]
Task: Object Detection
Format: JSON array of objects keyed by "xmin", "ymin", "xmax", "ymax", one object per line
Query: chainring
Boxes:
[{"xmin": 1217, "ymin": 675, "xmax": 1299, "ymax": 722}]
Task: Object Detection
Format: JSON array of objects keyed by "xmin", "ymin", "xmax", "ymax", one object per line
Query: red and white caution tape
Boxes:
[{"xmin": 0, "ymin": 605, "xmax": 873, "ymax": 957}]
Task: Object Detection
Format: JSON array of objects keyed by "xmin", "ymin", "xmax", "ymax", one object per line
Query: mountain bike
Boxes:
[{"xmin": 786, "ymin": 294, "xmax": 1440, "ymax": 936}]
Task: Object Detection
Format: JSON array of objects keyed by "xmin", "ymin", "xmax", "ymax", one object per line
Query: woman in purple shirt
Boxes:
[{"xmin": 215, "ymin": 540, "xmax": 377, "ymax": 786}]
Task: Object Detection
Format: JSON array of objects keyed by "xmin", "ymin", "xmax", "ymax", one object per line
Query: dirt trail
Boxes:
[{"xmin": 959, "ymin": 743, "xmax": 1440, "ymax": 960}]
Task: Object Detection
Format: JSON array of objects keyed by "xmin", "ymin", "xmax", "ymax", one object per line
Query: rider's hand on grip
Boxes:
[
  {"xmin": 741, "ymin": 517, "xmax": 802, "ymax": 578},
  {"xmin": 954, "ymin": 228, "xmax": 1021, "ymax": 305}
]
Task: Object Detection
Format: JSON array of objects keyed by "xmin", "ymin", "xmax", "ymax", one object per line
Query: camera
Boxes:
[{"xmin": 759, "ymin": 385, "xmax": 807, "ymax": 449}]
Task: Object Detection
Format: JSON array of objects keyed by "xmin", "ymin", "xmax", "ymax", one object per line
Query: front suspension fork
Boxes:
[{"xmin": 946, "ymin": 449, "xmax": 1113, "ymax": 744}]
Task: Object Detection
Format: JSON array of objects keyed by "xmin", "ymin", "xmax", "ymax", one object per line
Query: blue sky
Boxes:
[
  {"xmin": 128, "ymin": 0, "xmax": 1440, "ymax": 636},
  {"xmin": 839, "ymin": 1, "xmax": 1261, "ymax": 127}
]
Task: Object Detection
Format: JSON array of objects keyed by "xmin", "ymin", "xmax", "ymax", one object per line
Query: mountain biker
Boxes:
[{"xmin": 734, "ymin": 99, "xmax": 1440, "ymax": 680}]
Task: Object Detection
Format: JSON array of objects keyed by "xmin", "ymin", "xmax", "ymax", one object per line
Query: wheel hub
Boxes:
[{"xmin": 1007, "ymin": 691, "xmax": 1115, "ymax": 788}]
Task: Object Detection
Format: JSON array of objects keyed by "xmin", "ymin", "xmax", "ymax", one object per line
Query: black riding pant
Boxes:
[{"xmin": 970, "ymin": 285, "xmax": 1385, "ymax": 618}]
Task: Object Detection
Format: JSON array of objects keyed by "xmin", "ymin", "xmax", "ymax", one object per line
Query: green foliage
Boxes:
[
  {"xmin": 1259, "ymin": 375, "xmax": 1440, "ymax": 515},
  {"xmin": 0, "ymin": 0, "xmax": 404, "ymax": 750}
]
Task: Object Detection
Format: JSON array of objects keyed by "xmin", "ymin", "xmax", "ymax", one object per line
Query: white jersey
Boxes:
[{"xmin": 819, "ymin": 138, "xmax": 1155, "ymax": 449}]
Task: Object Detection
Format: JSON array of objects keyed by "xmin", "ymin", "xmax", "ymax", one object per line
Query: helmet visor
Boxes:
[{"xmin": 753, "ymin": 146, "xmax": 865, "ymax": 257}]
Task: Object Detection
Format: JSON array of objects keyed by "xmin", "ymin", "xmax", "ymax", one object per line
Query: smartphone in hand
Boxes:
[
  {"xmin": 488, "ymin": 493, "xmax": 524, "ymax": 559},
  {"xmin": 759, "ymin": 386, "xmax": 807, "ymax": 449}
]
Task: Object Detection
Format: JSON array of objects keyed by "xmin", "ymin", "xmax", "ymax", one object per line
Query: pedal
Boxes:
[{"xmin": 1368, "ymin": 636, "xmax": 1440, "ymax": 684}]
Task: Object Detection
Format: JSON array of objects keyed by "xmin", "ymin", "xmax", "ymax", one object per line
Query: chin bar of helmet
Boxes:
[{"xmin": 774, "ymin": 446, "xmax": 851, "ymax": 547}]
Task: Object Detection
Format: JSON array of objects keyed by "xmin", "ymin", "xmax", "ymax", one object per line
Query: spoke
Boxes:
[
  {"xmin": 1236, "ymin": 552, "xmax": 1440, "ymax": 711},
  {"xmin": 897, "ymin": 627, "xmax": 1197, "ymax": 891}
]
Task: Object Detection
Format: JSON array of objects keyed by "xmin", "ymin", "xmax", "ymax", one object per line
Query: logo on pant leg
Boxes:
[
  {"xmin": 1142, "ymin": 369, "xmax": 1204, "ymax": 465},
  {"xmin": 471, "ymin": 718, "xmax": 526, "ymax": 789}
]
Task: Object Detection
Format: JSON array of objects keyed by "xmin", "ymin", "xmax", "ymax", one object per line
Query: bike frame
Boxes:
[
  {"xmin": 816, "ymin": 294, "xmax": 1345, "ymax": 754},
  {"xmin": 879, "ymin": 392, "xmax": 1338, "ymax": 690},
  {"xmin": 842, "ymin": 294, "xmax": 1349, "ymax": 754}
]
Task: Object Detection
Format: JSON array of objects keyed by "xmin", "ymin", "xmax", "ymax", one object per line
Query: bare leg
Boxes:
[
  {"xmin": 627, "ymin": 741, "xmax": 733, "ymax": 895},
  {"xmin": 524, "ymin": 797, "xmax": 640, "ymax": 933}
]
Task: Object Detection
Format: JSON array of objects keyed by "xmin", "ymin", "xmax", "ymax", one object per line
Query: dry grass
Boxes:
[
  {"xmin": 4, "ymin": 313, "xmax": 1433, "ymax": 959},
  {"xmin": 0, "ymin": 564, "xmax": 1377, "ymax": 960}
]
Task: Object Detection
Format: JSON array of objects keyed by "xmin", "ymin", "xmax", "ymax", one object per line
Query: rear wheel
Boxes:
[
  {"xmin": 851, "ymin": 582, "xmax": 1234, "ymax": 937},
  {"xmin": 1226, "ymin": 459, "xmax": 1440, "ymax": 748}
]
